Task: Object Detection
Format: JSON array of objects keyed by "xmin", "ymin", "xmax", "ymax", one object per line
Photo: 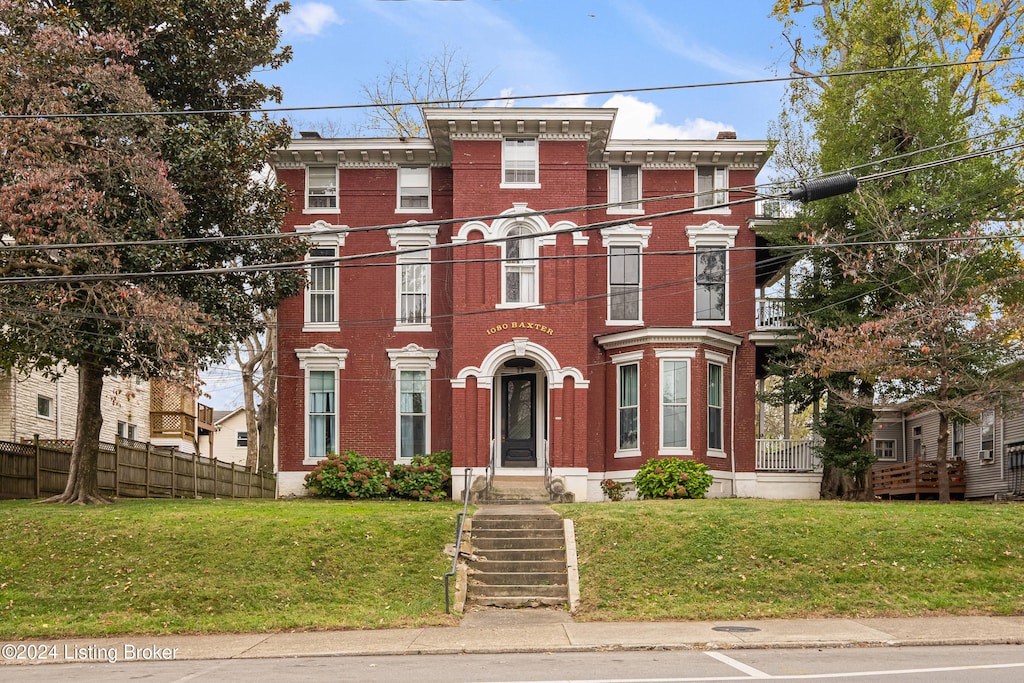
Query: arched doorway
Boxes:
[{"xmin": 497, "ymin": 357, "xmax": 546, "ymax": 470}]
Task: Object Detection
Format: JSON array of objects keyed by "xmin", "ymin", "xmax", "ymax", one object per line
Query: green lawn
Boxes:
[
  {"xmin": 0, "ymin": 498, "xmax": 463, "ymax": 638},
  {"xmin": 556, "ymin": 498, "xmax": 1024, "ymax": 621},
  {"xmin": 2, "ymin": 497, "xmax": 1023, "ymax": 639}
]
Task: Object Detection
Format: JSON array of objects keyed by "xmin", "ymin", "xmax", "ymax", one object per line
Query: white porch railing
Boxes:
[
  {"xmin": 756, "ymin": 439, "xmax": 822, "ymax": 472},
  {"xmin": 756, "ymin": 298, "xmax": 795, "ymax": 329}
]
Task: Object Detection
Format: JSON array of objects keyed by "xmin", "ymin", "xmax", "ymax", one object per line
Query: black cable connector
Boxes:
[{"xmin": 787, "ymin": 173, "xmax": 859, "ymax": 203}]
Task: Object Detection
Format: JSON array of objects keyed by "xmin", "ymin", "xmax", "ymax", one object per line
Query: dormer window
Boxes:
[
  {"xmin": 307, "ymin": 166, "xmax": 337, "ymax": 210},
  {"xmin": 502, "ymin": 138, "xmax": 538, "ymax": 186}
]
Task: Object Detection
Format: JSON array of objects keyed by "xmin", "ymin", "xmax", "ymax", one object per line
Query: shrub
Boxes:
[
  {"xmin": 304, "ymin": 450, "xmax": 389, "ymax": 499},
  {"xmin": 633, "ymin": 458, "xmax": 713, "ymax": 499},
  {"xmin": 600, "ymin": 478, "xmax": 626, "ymax": 501},
  {"xmin": 389, "ymin": 450, "xmax": 452, "ymax": 501}
]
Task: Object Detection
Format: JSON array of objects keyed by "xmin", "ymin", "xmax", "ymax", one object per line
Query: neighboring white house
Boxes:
[
  {"xmin": 198, "ymin": 407, "xmax": 252, "ymax": 465},
  {"xmin": 0, "ymin": 368, "xmax": 214, "ymax": 457},
  {"xmin": 0, "ymin": 367, "xmax": 151, "ymax": 444}
]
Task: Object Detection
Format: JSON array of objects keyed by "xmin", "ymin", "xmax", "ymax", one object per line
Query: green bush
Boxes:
[
  {"xmin": 304, "ymin": 450, "xmax": 389, "ymax": 499},
  {"xmin": 633, "ymin": 458, "xmax": 713, "ymax": 499},
  {"xmin": 389, "ymin": 450, "xmax": 452, "ymax": 501}
]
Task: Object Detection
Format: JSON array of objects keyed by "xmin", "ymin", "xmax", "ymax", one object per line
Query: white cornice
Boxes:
[{"xmin": 595, "ymin": 327, "xmax": 742, "ymax": 351}]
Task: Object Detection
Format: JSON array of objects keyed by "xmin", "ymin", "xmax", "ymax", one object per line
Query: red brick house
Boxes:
[{"xmin": 273, "ymin": 107, "xmax": 809, "ymax": 500}]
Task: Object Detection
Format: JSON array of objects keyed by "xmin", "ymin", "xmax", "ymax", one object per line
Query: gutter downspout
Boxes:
[{"xmin": 730, "ymin": 344, "xmax": 737, "ymax": 492}]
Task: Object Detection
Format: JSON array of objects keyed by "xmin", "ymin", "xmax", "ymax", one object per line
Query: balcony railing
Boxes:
[
  {"xmin": 756, "ymin": 298, "xmax": 796, "ymax": 329},
  {"xmin": 756, "ymin": 438, "xmax": 821, "ymax": 472}
]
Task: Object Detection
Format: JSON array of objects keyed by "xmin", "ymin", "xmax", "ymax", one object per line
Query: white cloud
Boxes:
[
  {"xmin": 281, "ymin": 2, "xmax": 343, "ymax": 37},
  {"xmin": 603, "ymin": 95, "xmax": 732, "ymax": 140}
]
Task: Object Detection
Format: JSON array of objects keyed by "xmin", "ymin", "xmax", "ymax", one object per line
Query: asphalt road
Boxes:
[{"xmin": 3, "ymin": 644, "xmax": 1024, "ymax": 682}]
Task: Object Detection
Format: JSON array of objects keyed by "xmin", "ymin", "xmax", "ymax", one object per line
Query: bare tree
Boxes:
[
  {"xmin": 357, "ymin": 44, "xmax": 492, "ymax": 137},
  {"xmin": 234, "ymin": 309, "xmax": 279, "ymax": 473}
]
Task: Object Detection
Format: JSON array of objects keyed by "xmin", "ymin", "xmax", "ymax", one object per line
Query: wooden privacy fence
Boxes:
[{"xmin": 0, "ymin": 437, "xmax": 275, "ymax": 500}]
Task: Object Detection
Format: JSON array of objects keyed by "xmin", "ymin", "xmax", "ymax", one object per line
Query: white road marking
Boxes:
[{"xmin": 706, "ymin": 651, "xmax": 772, "ymax": 678}]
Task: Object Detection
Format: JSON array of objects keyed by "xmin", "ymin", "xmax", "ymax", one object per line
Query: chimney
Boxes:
[
  {"xmin": 716, "ymin": 130, "xmax": 737, "ymax": 140},
  {"xmin": 299, "ymin": 131, "xmax": 322, "ymax": 139}
]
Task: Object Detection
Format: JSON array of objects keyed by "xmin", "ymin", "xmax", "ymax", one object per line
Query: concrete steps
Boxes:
[{"xmin": 466, "ymin": 506, "xmax": 569, "ymax": 608}]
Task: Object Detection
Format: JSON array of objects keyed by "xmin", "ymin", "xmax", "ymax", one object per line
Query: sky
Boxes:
[{"xmin": 203, "ymin": 0, "xmax": 793, "ymax": 410}]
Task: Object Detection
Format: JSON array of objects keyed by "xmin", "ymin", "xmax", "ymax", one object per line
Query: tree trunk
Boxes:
[
  {"xmin": 256, "ymin": 312, "xmax": 278, "ymax": 474},
  {"xmin": 936, "ymin": 410, "xmax": 951, "ymax": 504},
  {"xmin": 44, "ymin": 360, "xmax": 110, "ymax": 504}
]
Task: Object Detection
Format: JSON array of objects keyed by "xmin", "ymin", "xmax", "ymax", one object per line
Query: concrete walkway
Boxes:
[{"xmin": 3, "ymin": 613, "xmax": 1024, "ymax": 665}]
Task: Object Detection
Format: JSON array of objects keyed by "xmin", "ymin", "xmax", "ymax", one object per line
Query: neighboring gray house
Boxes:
[{"xmin": 872, "ymin": 403, "xmax": 1024, "ymax": 500}]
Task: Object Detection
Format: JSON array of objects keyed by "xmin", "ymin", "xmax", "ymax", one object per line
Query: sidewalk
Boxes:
[{"xmin": 4, "ymin": 612, "xmax": 1024, "ymax": 665}]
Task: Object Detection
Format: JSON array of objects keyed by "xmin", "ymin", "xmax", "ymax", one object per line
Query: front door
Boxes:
[{"xmin": 501, "ymin": 374, "xmax": 537, "ymax": 467}]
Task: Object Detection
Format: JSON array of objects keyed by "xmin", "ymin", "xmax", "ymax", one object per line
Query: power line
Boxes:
[{"xmin": 2, "ymin": 56, "xmax": 1021, "ymax": 120}]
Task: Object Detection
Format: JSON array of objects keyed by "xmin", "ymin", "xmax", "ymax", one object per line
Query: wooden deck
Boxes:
[{"xmin": 871, "ymin": 460, "xmax": 966, "ymax": 499}]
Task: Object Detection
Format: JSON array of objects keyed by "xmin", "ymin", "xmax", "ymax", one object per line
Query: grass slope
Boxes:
[
  {"xmin": 556, "ymin": 499, "xmax": 1024, "ymax": 621},
  {"xmin": 0, "ymin": 499, "xmax": 462, "ymax": 638},
  {"xmin": 2, "ymin": 498, "xmax": 1022, "ymax": 638}
]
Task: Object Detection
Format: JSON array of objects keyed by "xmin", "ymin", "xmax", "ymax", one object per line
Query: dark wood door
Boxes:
[{"xmin": 501, "ymin": 374, "xmax": 536, "ymax": 467}]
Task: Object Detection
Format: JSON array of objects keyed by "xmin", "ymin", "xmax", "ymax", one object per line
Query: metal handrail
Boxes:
[{"xmin": 444, "ymin": 467, "xmax": 473, "ymax": 614}]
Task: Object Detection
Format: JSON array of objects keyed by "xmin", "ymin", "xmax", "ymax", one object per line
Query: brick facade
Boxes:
[{"xmin": 274, "ymin": 107, "xmax": 772, "ymax": 500}]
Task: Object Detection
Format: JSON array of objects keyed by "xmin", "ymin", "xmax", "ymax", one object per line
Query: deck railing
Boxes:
[
  {"xmin": 756, "ymin": 438, "xmax": 821, "ymax": 472},
  {"xmin": 872, "ymin": 459, "xmax": 966, "ymax": 499}
]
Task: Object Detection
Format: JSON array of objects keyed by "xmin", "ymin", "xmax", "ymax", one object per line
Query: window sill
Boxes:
[
  {"xmin": 396, "ymin": 207, "xmax": 433, "ymax": 214},
  {"xmin": 303, "ymin": 456, "xmax": 327, "ymax": 466},
  {"xmin": 694, "ymin": 207, "xmax": 731, "ymax": 215},
  {"xmin": 495, "ymin": 302, "xmax": 545, "ymax": 310},
  {"xmin": 606, "ymin": 319, "xmax": 643, "ymax": 327},
  {"xmin": 394, "ymin": 323, "xmax": 432, "ymax": 333},
  {"xmin": 302, "ymin": 322, "xmax": 340, "ymax": 333},
  {"xmin": 614, "ymin": 448, "xmax": 642, "ymax": 459},
  {"xmin": 706, "ymin": 449, "xmax": 728, "ymax": 459},
  {"xmin": 500, "ymin": 182, "xmax": 541, "ymax": 190},
  {"xmin": 302, "ymin": 208, "xmax": 341, "ymax": 215},
  {"xmin": 607, "ymin": 208, "xmax": 644, "ymax": 216},
  {"xmin": 691, "ymin": 319, "xmax": 731, "ymax": 327},
  {"xmin": 658, "ymin": 447, "xmax": 693, "ymax": 457}
]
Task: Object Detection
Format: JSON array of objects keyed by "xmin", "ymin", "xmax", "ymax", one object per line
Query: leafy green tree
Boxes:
[
  {"xmin": 0, "ymin": 1, "xmax": 303, "ymax": 503},
  {"xmin": 768, "ymin": 0, "xmax": 1024, "ymax": 499}
]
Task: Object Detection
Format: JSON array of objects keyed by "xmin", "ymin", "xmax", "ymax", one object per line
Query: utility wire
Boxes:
[{"xmin": 1, "ymin": 56, "xmax": 1021, "ymax": 120}]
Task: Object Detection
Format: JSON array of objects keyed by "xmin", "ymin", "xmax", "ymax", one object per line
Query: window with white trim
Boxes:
[
  {"xmin": 116, "ymin": 421, "xmax": 136, "ymax": 440},
  {"xmin": 661, "ymin": 360, "xmax": 689, "ymax": 450},
  {"xmin": 981, "ymin": 409, "xmax": 995, "ymax": 452},
  {"xmin": 502, "ymin": 138, "xmax": 538, "ymax": 185},
  {"xmin": 696, "ymin": 165, "xmax": 727, "ymax": 209},
  {"xmin": 608, "ymin": 166, "xmax": 641, "ymax": 213},
  {"xmin": 398, "ymin": 255, "xmax": 428, "ymax": 325},
  {"xmin": 504, "ymin": 225, "xmax": 537, "ymax": 305},
  {"xmin": 388, "ymin": 344, "xmax": 438, "ymax": 461},
  {"xmin": 308, "ymin": 370, "xmax": 335, "ymax": 458},
  {"xmin": 397, "ymin": 166, "xmax": 430, "ymax": 211},
  {"xmin": 37, "ymin": 395, "xmax": 52, "ymax": 419},
  {"xmin": 306, "ymin": 246, "xmax": 337, "ymax": 327},
  {"xmin": 390, "ymin": 224, "xmax": 439, "ymax": 331},
  {"xmin": 874, "ymin": 439, "xmax": 895, "ymax": 460},
  {"xmin": 618, "ymin": 362, "xmax": 640, "ymax": 452},
  {"xmin": 952, "ymin": 420, "xmax": 965, "ymax": 459},
  {"xmin": 399, "ymin": 370, "xmax": 427, "ymax": 459},
  {"xmin": 695, "ymin": 247, "xmax": 726, "ymax": 321},
  {"xmin": 236, "ymin": 431, "xmax": 248, "ymax": 448},
  {"xmin": 707, "ymin": 362, "xmax": 724, "ymax": 451},
  {"xmin": 307, "ymin": 166, "xmax": 337, "ymax": 210},
  {"xmin": 609, "ymin": 246, "xmax": 640, "ymax": 322},
  {"xmin": 296, "ymin": 344, "xmax": 348, "ymax": 463}
]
